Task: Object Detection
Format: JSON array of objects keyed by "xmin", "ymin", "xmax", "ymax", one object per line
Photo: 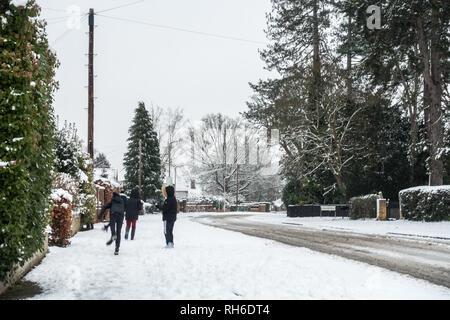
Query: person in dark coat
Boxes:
[
  {"xmin": 98, "ymin": 192, "xmax": 125, "ymax": 255},
  {"xmin": 161, "ymin": 185, "xmax": 177, "ymax": 248},
  {"xmin": 125, "ymin": 189, "xmax": 142, "ymax": 240}
]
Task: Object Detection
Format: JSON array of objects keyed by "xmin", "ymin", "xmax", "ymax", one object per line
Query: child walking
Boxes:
[
  {"xmin": 161, "ymin": 184, "xmax": 177, "ymax": 248},
  {"xmin": 125, "ymin": 189, "xmax": 142, "ymax": 240},
  {"xmin": 98, "ymin": 191, "xmax": 126, "ymax": 255}
]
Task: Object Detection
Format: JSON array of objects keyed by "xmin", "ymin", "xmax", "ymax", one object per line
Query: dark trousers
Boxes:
[
  {"xmin": 163, "ymin": 219, "xmax": 176, "ymax": 245},
  {"xmin": 110, "ymin": 214, "xmax": 123, "ymax": 249}
]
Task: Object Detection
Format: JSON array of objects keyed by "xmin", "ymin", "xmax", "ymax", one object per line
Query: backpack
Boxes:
[{"xmin": 111, "ymin": 199, "xmax": 124, "ymax": 215}]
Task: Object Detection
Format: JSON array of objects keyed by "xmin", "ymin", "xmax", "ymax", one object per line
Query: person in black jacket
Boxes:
[
  {"xmin": 125, "ymin": 189, "xmax": 142, "ymax": 240},
  {"xmin": 98, "ymin": 192, "xmax": 125, "ymax": 255},
  {"xmin": 162, "ymin": 185, "xmax": 177, "ymax": 248}
]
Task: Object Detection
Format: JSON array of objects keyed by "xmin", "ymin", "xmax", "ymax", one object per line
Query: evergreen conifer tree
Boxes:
[
  {"xmin": 54, "ymin": 121, "xmax": 79, "ymax": 177},
  {"xmin": 94, "ymin": 152, "xmax": 110, "ymax": 169},
  {"xmin": 123, "ymin": 101, "xmax": 162, "ymax": 200}
]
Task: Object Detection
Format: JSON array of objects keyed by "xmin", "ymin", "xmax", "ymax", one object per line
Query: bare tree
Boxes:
[
  {"xmin": 151, "ymin": 105, "xmax": 186, "ymax": 179},
  {"xmin": 282, "ymin": 64, "xmax": 363, "ymax": 198},
  {"xmin": 189, "ymin": 114, "xmax": 280, "ymax": 203}
]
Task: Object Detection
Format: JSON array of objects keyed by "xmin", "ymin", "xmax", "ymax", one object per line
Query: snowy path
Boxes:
[{"xmin": 24, "ymin": 214, "xmax": 450, "ymax": 300}]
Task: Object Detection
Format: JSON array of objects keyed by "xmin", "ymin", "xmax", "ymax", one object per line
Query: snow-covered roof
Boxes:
[{"xmin": 94, "ymin": 168, "xmax": 120, "ymax": 188}]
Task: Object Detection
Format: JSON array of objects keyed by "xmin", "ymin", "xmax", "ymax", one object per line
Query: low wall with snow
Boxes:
[{"xmin": 0, "ymin": 233, "xmax": 48, "ymax": 296}]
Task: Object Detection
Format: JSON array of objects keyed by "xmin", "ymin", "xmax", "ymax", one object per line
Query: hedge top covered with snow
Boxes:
[
  {"xmin": 399, "ymin": 185, "xmax": 450, "ymax": 195},
  {"xmin": 50, "ymin": 189, "xmax": 73, "ymax": 203},
  {"xmin": 399, "ymin": 185, "xmax": 450, "ymax": 222}
]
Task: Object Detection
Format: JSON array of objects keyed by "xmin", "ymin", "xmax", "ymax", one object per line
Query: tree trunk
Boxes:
[
  {"xmin": 346, "ymin": 13, "xmax": 353, "ymax": 99},
  {"xmin": 312, "ymin": 0, "xmax": 322, "ymax": 125},
  {"xmin": 333, "ymin": 173, "xmax": 347, "ymax": 198},
  {"xmin": 428, "ymin": 7, "xmax": 444, "ymax": 186},
  {"xmin": 416, "ymin": 12, "xmax": 444, "ymax": 186}
]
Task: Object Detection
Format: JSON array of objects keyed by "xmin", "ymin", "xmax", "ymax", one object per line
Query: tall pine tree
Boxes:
[{"xmin": 123, "ymin": 101, "xmax": 162, "ymax": 200}]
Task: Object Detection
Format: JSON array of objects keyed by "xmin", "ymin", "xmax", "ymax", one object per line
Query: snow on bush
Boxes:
[
  {"xmin": 50, "ymin": 188, "xmax": 73, "ymax": 247},
  {"xmin": 349, "ymin": 194, "xmax": 379, "ymax": 220},
  {"xmin": 10, "ymin": 0, "xmax": 29, "ymax": 8},
  {"xmin": 399, "ymin": 185, "xmax": 450, "ymax": 222},
  {"xmin": 50, "ymin": 188, "xmax": 73, "ymax": 203},
  {"xmin": 143, "ymin": 202, "xmax": 154, "ymax": 214}
]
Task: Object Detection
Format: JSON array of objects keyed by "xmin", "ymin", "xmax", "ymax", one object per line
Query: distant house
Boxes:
[
  {"xmin": 174, "ymin": 176, "xmax": 199, "ymax": 200},
  {"xmin": 93, "ymin": 168, "xmax": 121, "ymax": 222}
]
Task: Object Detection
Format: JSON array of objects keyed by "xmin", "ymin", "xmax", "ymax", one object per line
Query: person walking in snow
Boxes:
[
  {"xmin": 161, "ymin": 184, "xmax": 178, "ymax": 248},
  {"xmin": 98, "ymin": 191, "xmax": 126, "ymax": 255},
  {"xmin": 124, "ymin": 189, "xmax": 142, "ymax": 240}
]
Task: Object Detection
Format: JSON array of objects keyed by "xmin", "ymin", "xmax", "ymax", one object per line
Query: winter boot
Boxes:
[
  {"xmin": 106, "ymin": 235, "xmax": 116, "ymax": 246},
  {"xmin": 131, "ymin": 228, "xmax": 136, "ymax": 240},
  {"xmin": 114, "ymin": 248, "xmax": 119, "ymax": 255},
  {"xmin": 125, "ymin": 226, "xmax": 130, "ymax": 240},
  {"xmin": 167, "ymin": 242, "xmax": 174, "ymax": 248}
]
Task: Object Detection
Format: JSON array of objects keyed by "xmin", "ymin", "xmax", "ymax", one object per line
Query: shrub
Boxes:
[
  {"xmin": 49, "ymin": 189, "xmax": 73, "ymax": 246},
  {"xmin": 282, "ymin": 179, "xmax": 323, "ymax": 207},
  {"xmin": 143, "ymin": 202, "xmax": 154, "ymax": 214},
  {"xmin": 78, "ymin": 154, "xmax": 96, "ymax": 228},
  {"xmin": 0, "ymin": 1, "xmax": 59, "ymax": 282},
  {"xmin": 399, "ymin": 186, "xmax": 450, "ymax": 221},
  {"xmin": 53, "ymin": 122, "xmax": 96, "ymax": 229},
  {"xmin": 349, "ymin": 194, "xmax": 379, "ymax": 219}
]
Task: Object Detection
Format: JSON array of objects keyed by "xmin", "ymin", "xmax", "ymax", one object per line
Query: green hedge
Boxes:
[
  {"xmin": 0, "ymin": 1, "xmax": 59, "ymax": 282},
  {"xmin": 282, "ymin": 179, "xmax": 323, "ymax": 206},
  {"xmin": 399, "ymin": 186, "xmax": 450, "ymax": 221},
  {"xmin": 349, "ymin": 194, "xmax": 379, "ymax": 219}
]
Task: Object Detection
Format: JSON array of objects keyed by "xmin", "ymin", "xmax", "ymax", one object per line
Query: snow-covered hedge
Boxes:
[
  {"xmin": 399, "ymin": 186, "xmax": 450, "ymax": 221},
  {"xmin": 0, "ymin": 1, "xmax": 59, "ymax": 282},
  {"xmin": 50, "ymin": 189, "xmax": 73, "ymax": 246},
  {"xmin": 349, "ymin": 194, "xmax": 379, "ymax": 220}
]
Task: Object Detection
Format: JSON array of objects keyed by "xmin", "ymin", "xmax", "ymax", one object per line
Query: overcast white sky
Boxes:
[{"xmin": 36, "ymin": 0, "xmax": 274, "ymax": 179}]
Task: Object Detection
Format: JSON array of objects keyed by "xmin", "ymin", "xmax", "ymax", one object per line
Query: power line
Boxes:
[
  {"xmin": 45, "ymin": 15, "xmax": 72, "ymax": 21},
  {"xmin": 96, "ymin": 14, "xmax": 266, "ymax": 46},
  {"xmin": 40, "ymin": 7, "xmax": 67, "ymax": 13},
  {"xmin": 96, "ymin": 0, "xmax": 145, "ymax": 14},
  {"xmin": 46, "ymin": 18, "xmax": 68, "ymax": 25},
  {"xmin": 51, "ymin": 14, "xmax": 88, "ymax": 45}
]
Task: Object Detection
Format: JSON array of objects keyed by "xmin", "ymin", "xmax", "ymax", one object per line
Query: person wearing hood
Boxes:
[
  {"xmin": 98, "ymin": 191, "xmax": 126, "ymax": 255},
  {"xmin": 125, "ymin": 189, "xmax": 142, "ymax": 240},
  {"xmin": 161, "ymin": 184, "xmax": 177, "ymax": 248}
]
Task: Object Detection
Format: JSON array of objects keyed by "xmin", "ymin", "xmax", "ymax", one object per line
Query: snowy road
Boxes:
[
  {"xmin": 197, "ymin": 214, "xmax": 450, "ymax": 289},
  {"xmin": 22, "ymin": 213, "xmax": 450, "ymax": 299}
]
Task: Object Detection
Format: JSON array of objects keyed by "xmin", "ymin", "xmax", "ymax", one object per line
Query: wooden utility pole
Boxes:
[
  {"xmin": 139, "ymin": 139, "xmax": 142, "ymax": 196},
  {"xmin": 174, "ymin": 166, "xmax": 177, "ymax": 190},
  {"xmin": 87, "ymin": 8, "xmax": 94, "ymax": 159}
]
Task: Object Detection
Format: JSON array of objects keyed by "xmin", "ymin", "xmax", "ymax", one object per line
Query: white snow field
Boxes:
[{"xmin": 25, "ymin": 213, "xmax": 450, "ymax": 300}]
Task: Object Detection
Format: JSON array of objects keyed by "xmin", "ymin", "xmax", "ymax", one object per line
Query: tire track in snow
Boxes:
[{"xmin": 195, "ymin": 214, "xmax": 450, "ymax": 289}]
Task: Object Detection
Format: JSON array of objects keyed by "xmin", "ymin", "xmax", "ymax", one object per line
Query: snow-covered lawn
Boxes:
[{"xmin": 25, "ymin": 213, "xmax": 450, "ymax": 300}]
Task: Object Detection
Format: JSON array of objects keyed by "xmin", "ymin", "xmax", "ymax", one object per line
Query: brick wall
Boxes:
[{"xmin": 0, "ymin": 233, "xmax": 48, "ymax": 296}]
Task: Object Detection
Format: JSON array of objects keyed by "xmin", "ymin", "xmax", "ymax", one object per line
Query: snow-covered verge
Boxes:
[
  {"xmin": 23, "ymin": 214, "xmax": 450, "ymax": 299},
  {"xmin": 236, "ymin": 212, "xmax": 450, "ymax": 241}
]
